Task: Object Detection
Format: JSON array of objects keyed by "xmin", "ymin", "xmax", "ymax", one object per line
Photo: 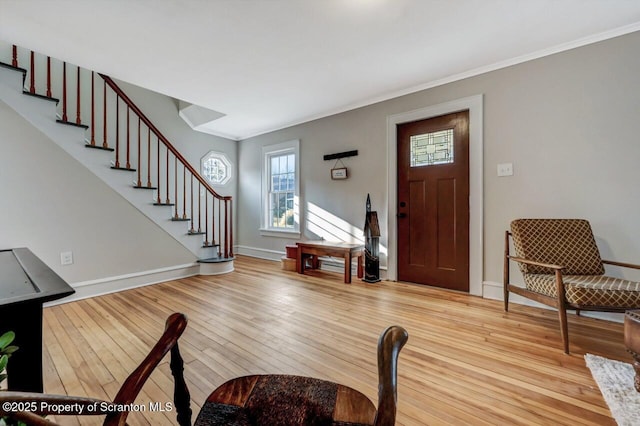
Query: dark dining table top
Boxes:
[{"xmin": 194, "ymin": 374, "xmax": 377, "ymax": 426}]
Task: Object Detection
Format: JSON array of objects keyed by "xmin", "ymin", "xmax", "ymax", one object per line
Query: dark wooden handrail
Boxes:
[
  {"xmin": 99, "ymin": 74, "xmax": 230, "ymax": 202},
  {"xmin": 5, "ymin": 43, "xmax": 232, "ymax": 258}
]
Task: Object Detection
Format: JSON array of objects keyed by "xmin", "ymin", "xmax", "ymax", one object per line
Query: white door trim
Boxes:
[{"xmin": 386, "ymin": 94, "xmax": 484, "ymax": 296}]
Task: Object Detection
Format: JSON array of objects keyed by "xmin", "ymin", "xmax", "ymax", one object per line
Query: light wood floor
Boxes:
[{"xmin": 41, "ymin": 255, "xmax": 629, "ymax": 425}]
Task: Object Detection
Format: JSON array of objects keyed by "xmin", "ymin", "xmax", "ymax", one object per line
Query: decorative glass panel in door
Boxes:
[{"xmin": 410, "ymin": 129, "xmax": 454, "ymax": 167}]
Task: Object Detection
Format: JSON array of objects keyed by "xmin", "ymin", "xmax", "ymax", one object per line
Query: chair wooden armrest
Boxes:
[
  {"xmin": 602, "ymin": 259, "xmax": 640, "ymax": 270},
  {"xmin": 507, "ymin": 255, "xmax": 565, "ymax": 271},
  {"xmin": 1, "ymin": 313, "xmax": 191, "ymax": 426},
  {"xmin": 504, "ymin": 219, "xmax": 640, "ymax": 354}
]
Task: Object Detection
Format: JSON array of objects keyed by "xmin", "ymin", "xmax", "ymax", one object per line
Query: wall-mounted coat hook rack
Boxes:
[{"xmin": 323, "ymin": 150, "xmax": 358, "ymax": 161}]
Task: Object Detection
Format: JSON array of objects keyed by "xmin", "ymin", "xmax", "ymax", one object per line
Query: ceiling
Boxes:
[{"xmin": 1, "ymin": 1, "xmax": 640, "ymax": 141}]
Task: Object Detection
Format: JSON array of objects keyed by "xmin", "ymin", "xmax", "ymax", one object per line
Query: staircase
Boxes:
[{"xmin": 0, "ymin": 43, "xmax": 234, "ymax": 274}]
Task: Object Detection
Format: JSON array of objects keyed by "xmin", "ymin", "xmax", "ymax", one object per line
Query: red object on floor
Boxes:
[{"xmin": 285, "ymin": 245, "xmax": 298, "ymax": 259}]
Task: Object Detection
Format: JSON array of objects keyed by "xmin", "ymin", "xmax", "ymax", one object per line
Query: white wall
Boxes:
[
  {"xmin": 3, "ymin": 30, "xmax": 639, "ymax": 302},
  {"xmin": 237, "ymin": 109, "xmax": 386, "ymax": 260},
  {"xmin": 113, "ymin": 79, "xmax": 239, "ymax": 253},
  {"xmin": 237, "ymin": 31, "xmax": 640, "ymax": 294},
  {"xmin": 0, "ymin": 67, "xmax": 238, "ymax": 296},
  {"xmin": 113, "ymin": 79, "xmax": 238, "ymax": 206},
  {"xmin": 0, "ymin": 99, "xmax": 195, "ymax": 284}
]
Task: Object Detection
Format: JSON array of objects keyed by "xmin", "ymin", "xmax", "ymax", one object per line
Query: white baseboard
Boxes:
[
  {"xmin": 235, "ymin": 245, "xmax": 284, "ymax": 261},
  {"xmin": 199, "ymin": 261, "xmax": 234, "ymax": 275},
  {"xmin": 45, "ymin": 263, "xmax": 201, "ymax": 306},
  {"xmin": 483, "ymin": 280, "xmax": 624, "ymax": 323},
  {"xmin": 483, "ymin": 280, "xmax": 509, "ymax": 301}
]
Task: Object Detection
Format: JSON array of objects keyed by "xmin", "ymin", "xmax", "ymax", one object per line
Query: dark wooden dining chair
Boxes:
[
  {"xmin": 0, "ymin": 312, "xmax": 192, "ymax": 426},
  {"xmin": 2, "ymin": 317, "xmax": 407, "ymax": 426},
  {"xmin": 193, "ymin": 325, "xmax": 409, "ymax": 426}
]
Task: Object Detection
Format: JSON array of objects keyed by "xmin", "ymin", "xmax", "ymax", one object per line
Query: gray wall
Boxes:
[
  {"xmin": 115, "ymin": 79, "xmax": 238, "ymax": 205},
  {"xmin": 3, "ymin": 30, "xmax": 638, "ymax": 294},
  {"xmin": 0, "ymin": 99, "xmax": 195, "ymax": 283},
  {"xmin": 238, "ymin": 31, "xmax": 640, "ymax": 289},
  {"xmin": 114, "ymin": 79, "xmax": 239, "ymax": 247},
  {"xmin": 0, "ymin": 77, "xmax": 237, "ymax": 285}
]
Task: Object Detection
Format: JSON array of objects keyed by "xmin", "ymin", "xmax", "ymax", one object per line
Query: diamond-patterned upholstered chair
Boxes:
[{"xmin": 503, "ymin": 219, "xmax": 640, "ymax": 354}]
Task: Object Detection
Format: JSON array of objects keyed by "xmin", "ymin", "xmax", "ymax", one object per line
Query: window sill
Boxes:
[{"xmin": 259, "ymin": 228, "xmax": 301, "ymax": 239}]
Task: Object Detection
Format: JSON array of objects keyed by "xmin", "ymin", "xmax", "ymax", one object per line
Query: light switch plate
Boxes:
[
  {"xmin": 497, "ymin": 163, "xmax": 513, "ymax": 177},
  {"xmin": 60, "ymin": 251, "xmax": 73, "ymax": 265}
]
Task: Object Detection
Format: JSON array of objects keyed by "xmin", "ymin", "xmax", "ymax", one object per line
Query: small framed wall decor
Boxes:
[
  {"xmin": 331, "ymin": 167, "xmax": 348, "ymax": 180},
  {"xmin": 324, "ymin": 150, "xmax": 357, "ymax": 181}
]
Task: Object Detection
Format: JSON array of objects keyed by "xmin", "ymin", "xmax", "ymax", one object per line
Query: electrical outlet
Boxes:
[
  {"xmin": 497, "ymin": 163, "xmax": 513, "ymax": 177},
  {"xmin": 60, "ymin": 251, "xmax": 73, "ymax": 265}
]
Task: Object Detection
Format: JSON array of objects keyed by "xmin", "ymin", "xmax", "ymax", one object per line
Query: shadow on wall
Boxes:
[{"xmin": 305, "ymin": 202, "xmax": 388, "ymax": 256}]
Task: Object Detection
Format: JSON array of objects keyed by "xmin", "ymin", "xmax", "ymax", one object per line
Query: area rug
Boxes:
[{"xmin": 585, "ymin": 353, "xmax": 640, "ymax": 426}]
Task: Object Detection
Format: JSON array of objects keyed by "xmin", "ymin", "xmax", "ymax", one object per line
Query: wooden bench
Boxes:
[{"xmin": 296, "ymin": 241, "xmax": 364, "ymax": 283}]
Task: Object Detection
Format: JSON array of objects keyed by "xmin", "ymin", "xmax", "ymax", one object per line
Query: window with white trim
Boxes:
[{"xmin": 261, "ymin": 140, "xmax": 300, "ymax": 236}]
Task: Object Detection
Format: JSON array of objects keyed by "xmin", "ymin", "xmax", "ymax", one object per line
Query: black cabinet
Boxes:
[{"xmin": 0, "ymin": 248, "xmax": 75, "ymax": 392}]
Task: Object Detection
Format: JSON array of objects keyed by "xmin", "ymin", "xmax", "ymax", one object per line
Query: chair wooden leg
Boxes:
[
  {"xmin": 558, "ymin": 302, "xmax": 570, "ymax": 354},
  {"xmin": 503, "ymin": 231, "xmax": 510, "ymax": 312},
  {"xmin": 554, "ymin": 270, "xmax": 570, "ymax": 354},
  {"xmin": 504, "ymin": 284, "xmax": 510, "ymax": 312}
]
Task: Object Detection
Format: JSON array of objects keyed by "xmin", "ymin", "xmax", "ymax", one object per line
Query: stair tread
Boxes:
[
  {"xmin": 171, "ymin": 217, "xmax": 190, "ymax": 222},
  {"xmin": 56, "ymin": 119, "xmax": 89, "ymax": 129},
  {"xmin": 198, "ymin": 257, "xmax": 234, "ymax": 263},
  {"xmin": 85, "ymin": 143, "xmax": 115, "ymax": 152},
  {"xmin": 0, "ymin": 61, "xmax": 27, "ymax": 74},
  {"xmin": 111, "ymin": 166, "xmax": 136, "ymax": 172},
  {"xmin": 133, "ymin": 185, "xmax": 158, "ymax": 190},
  {"xmin": 153, "ymin": 202, "xmax": 175, "ymax": 206},
  {"xmin": 24, "ymin": 91, "xmax": 59, "ymax": 103},
  {"xmin": 188, "ymin": 231, "xmax": 206, "ymax": 235}
]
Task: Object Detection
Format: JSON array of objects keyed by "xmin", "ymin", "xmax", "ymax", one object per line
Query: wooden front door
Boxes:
[{"xmin": 397, "ymin": 111, "xmax": 469, "ymax": 291}]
